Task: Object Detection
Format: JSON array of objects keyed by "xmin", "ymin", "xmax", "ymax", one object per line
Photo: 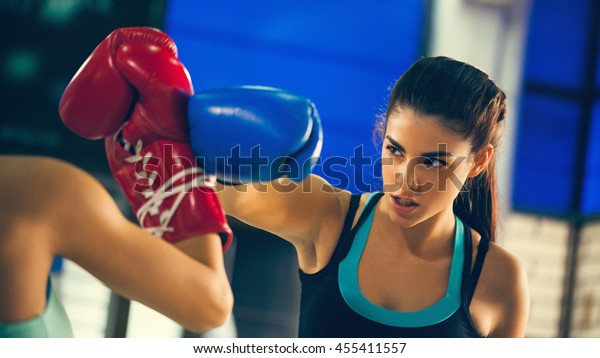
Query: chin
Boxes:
[{"xmin": 386, "ymin": 195, "xmax": 422, "ymax": 227}]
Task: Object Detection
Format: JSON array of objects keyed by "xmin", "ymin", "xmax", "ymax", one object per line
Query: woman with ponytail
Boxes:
[{"xmin": 217, "ymin": 56, "xmax": 530, "ymax": 337}]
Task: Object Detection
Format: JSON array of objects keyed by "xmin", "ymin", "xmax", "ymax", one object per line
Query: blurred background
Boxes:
[{"xmin": 1, "ymin": 0, "xmax": 599, "ymax": 338}]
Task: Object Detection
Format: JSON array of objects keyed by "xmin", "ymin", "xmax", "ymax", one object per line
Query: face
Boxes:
[{"xmin": 381, "ymin": 108, "xmax": 480, "ymax": 227}]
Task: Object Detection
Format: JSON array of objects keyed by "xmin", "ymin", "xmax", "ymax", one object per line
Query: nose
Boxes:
[
  {"xmin": 392, "ymin": 157, "xmax": 421, "ymax": 193},
  {"xmin": 404, "ymin": 157, "xmax": 421, "ymax": 192}
]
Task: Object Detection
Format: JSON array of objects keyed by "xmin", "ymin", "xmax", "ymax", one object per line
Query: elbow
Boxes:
[
  {"xmin": 183, "ymin": 277, "xmax": 234, "ymax": 333},
  {"xmin": 208, "ymin": 282, "xmax": 235, "ymax": 329}
]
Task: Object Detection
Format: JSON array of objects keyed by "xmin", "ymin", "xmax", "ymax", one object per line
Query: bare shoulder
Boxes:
[
  {"xmin": 1, "ymin": 155, "xmax": 99, "ymax": 191},
  {"xmin": 297, "ymin": 177, "xmax": 352, "ymax": 272},
  {"xmin": 476, "ymin": 237, "xmax": 530, "ymax": 337},
  {"xmin": 307, "ymin": 189, "xmax": 376, "ymax": 273},
  {"xmin": 0, "ymin": 155, "xmax": 118, "ymax": 275},
  {"xmin": 276, "ymin": 174, "xmax": 350, "ymax": 237},
  {"xmin": 0, "ymin": 155, "xmax": 123, "ymax": 240},
  {"xmin": 484, "ymin": 241, "xmax": 528, "ymax": 294},
  {"xmin": 1, "ymin": 155, "xmax": 91, "ymax": 213}
]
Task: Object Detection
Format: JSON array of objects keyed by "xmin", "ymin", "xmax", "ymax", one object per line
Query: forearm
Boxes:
[
  {"xmin": 46, "ymin": 163, "xmax": 233, "ymax": 332},
  {"xmin": 215, "ymin": 173, "xmax": 335, "ymax": 232},
  {"xmin": 65, "ymin": 220, "xmax": 233, "ymax": 332},
  {"xmin": 171, "ymin": 234, "xmax": 234, "ymax": 331},
  {"xmin": 214, "ymin": 181, "xmax": 270, "ymax": 219},
  {"xmin": 213, "ymin": 175, "xmax": 343, "ymax": 245}
]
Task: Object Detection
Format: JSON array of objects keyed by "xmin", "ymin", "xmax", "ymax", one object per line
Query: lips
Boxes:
[
  {"xmin": 389, "ymin": 194, "xmax": 419, "ymax": 216},
  {"xmin": 391, "ymin": 195, "xmax": 418, "ymax": 207}
]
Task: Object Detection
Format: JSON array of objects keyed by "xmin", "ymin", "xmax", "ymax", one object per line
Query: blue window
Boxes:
[
  {"xmin": 581, "ymin": 103, "xmax": 600, "ymax": 215},
  {"xmin": 514, "ymin": 0, "xmax": 600, "ymax": 217},
  {"xmin": 525, "ymin": 0, "xmax": 592, "ymax": 89},
  {"xmin": 512, "ymin": 95, "xmax": 582, "ymax": 215}
]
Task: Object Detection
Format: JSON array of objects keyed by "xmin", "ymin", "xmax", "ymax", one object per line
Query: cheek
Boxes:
[
  {"xmin": 433, "ymin": 165, "xmax": 471, "ymax": 196},
  {"xmin": 380, "ymin": 155, "xmax": 396, "ymax": 184},
  {"xmin": 381, "ymin": 166, "xmax": 397, "ymax": 188}
]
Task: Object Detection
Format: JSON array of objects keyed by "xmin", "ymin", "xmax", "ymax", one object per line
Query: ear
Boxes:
[{"xmin": 468, "ymin": 144, "xmax": 494, "ymax": 178}]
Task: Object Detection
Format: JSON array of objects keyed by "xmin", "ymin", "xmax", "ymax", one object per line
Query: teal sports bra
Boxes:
[
  {"xmin": 298, "ymin": 192, "xmax": 490, "ymax": 337},
  {"xmin": 0, "ymin": 278, "xmax": 74, "ymax": 338}
]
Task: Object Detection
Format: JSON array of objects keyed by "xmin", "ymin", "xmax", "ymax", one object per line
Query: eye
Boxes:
[
  {"xmin": 423, "ymin": 157, "xmax": 448, "ymax": 168},
  {"xmin": 385, "ymin": 145, "xmax": 403, "ymax": 157}
]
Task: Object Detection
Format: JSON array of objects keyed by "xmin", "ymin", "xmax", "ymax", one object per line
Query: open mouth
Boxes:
[{"xmin": 392, "ymin": 195, "xmax": 418, "ymax": 208}]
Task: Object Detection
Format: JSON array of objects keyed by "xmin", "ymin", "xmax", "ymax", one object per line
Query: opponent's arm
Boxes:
[
  {"xmin": 56, "ymin": 162, "xmax": 232, "ymax": 333},
  {"xmin": 1, "ymin": 157, "xmax": 231, "ymax": 332}
]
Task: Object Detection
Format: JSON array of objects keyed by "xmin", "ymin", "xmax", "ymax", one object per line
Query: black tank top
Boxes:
[{"xmin": 298, "ymin": 193, "xmax": 489, "ymax": 338}]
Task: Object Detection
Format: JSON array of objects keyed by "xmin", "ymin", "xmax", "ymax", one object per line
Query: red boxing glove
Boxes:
[
  {"xmin": 59, "ymin": 27, "xmax": 189, "ymax": 142},
  {"xmin": 59, "ymin": 27, "xmax": 232, "ymax": 250}
]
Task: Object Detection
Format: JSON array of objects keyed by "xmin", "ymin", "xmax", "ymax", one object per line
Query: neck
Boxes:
[{"xmin": 378, "ymin": 200, "xmax": 456, "ymax": 258}]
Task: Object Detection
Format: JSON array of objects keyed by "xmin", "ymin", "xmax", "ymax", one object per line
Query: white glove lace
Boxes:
[{"xmin": 122, "ymin": 137, "xmax": 216, "ymax": 238}]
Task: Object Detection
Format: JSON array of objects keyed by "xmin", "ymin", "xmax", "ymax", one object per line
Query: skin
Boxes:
[
  {"xmin": 0, "ymin": 155, "xmax": 233, "ymax": 333},
  {"xmin": 215, "ymin": 108, "xmax": 529, "ymax": 337}
]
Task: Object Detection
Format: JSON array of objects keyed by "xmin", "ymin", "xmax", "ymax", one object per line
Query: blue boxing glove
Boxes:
[{"xmin": 187, "ymin": 86, "xmax": 323, "ymax": 184}]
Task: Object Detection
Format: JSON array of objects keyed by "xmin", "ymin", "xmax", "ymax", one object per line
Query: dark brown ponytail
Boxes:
[{"xmin": 453, "ymin": 158, "xmax": 498, "ymax": 242}]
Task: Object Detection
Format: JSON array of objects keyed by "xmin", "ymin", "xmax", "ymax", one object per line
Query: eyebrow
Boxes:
[{"xmin": 385, "ymin": 135, "xmax": 454, "ymax": 157}]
